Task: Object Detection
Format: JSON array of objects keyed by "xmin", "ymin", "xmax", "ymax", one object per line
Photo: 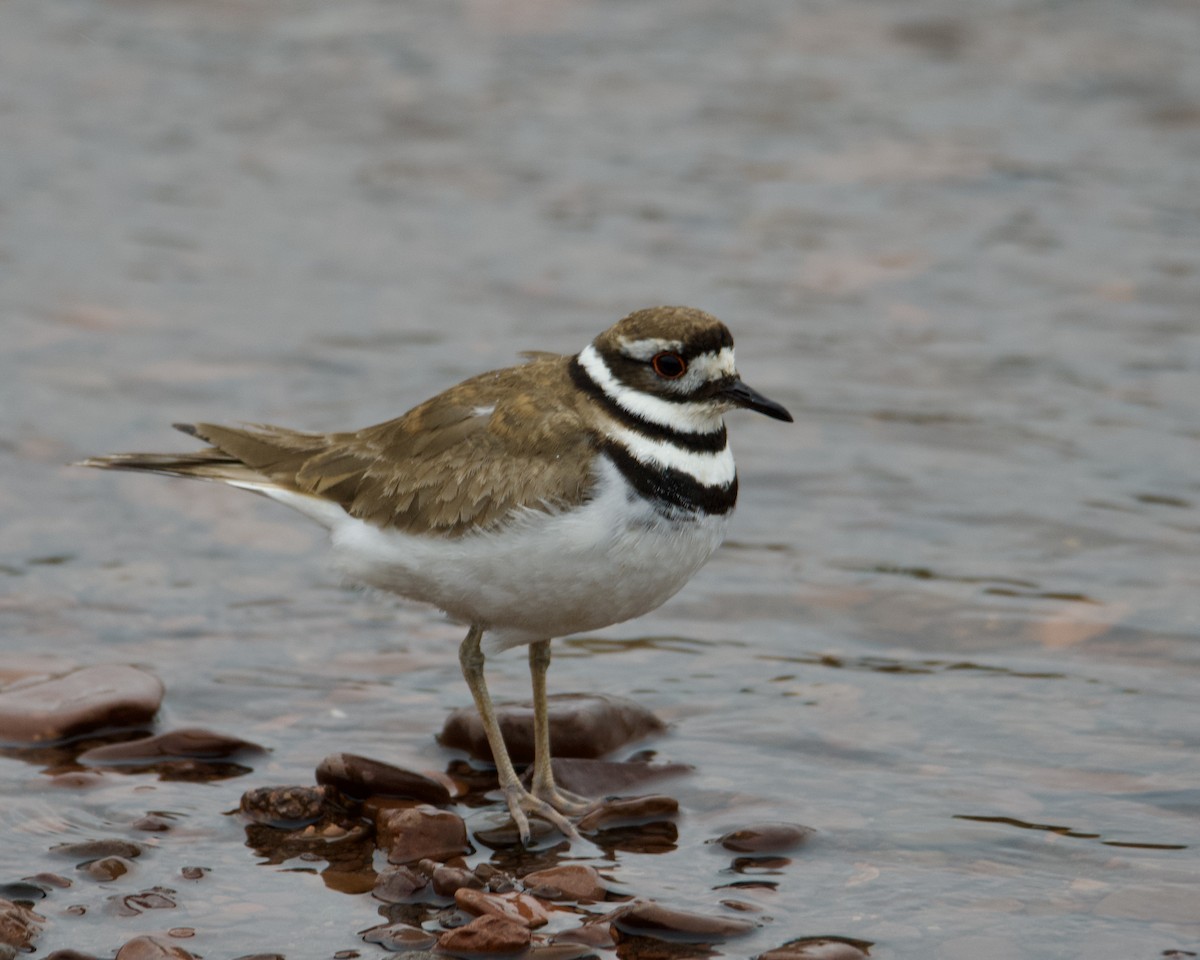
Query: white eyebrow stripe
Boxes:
[
  {"xmin": 576, "ymin": 344, "xmax": 727, "ymax": 434},
  {"xmin": 607, "ymin": 422, "xmax": 736, "ymax": 487},
  {"xmin": 618, "ymin": 337, "xmax": 685, "ymax": 361}
]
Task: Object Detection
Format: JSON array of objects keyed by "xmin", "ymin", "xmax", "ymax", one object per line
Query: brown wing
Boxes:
[{"xmin": 177, "ymin": 354, "xmax": 600, "ymax": 537}]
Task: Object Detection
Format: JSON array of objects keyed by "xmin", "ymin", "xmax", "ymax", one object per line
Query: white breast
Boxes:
[{"xmin": 267, "ymin": 457, "xmax": 730, "ymax": 652}]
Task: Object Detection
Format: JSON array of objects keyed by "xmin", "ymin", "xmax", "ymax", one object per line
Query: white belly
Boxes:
[{"xmin": 275, "ymin": 458, "xmax": 730, "ymax": 651}]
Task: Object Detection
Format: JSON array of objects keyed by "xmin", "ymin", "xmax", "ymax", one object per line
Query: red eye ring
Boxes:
[{"xmin": 651, "ymin": 352, "xmax": 688, "ymax": 379}]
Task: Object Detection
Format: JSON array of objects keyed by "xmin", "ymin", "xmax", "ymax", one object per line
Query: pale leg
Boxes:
[
  {"xmin": 458, "ymin": 625, "xmax": 579, "ymax": 843},
  {"xmin": 528, "ymin": 639, "xmax": 592, "ymax": 814}
]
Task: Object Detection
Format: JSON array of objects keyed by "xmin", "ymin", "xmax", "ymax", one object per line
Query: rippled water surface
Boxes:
[{"xmin": 2, "ymin": 0, "xmax": 1198, "ymax": 957}]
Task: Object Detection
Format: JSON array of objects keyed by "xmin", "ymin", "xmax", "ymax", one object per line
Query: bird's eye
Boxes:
[{"xmin": 651, "ymin": 352, "xmax": 688, "ymax": 379}]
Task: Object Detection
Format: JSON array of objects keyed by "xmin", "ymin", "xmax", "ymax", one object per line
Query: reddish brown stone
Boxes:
[
  {"xmin": 757, "ymin": 937, "xmax": 873, "ymax": 959},
  {"xmin": 522, "ymin": 864, "xmax": 608, "ymax": 902},
  {"xmin": 316, "ymin": 753, "xmax": 451, "ymax": 804},
  {"xmin": 114, "ymin": 936, "xmax": 197, "ymax": 960},
  {"xmin": 79, "ymin": 728, "xmax": 264, "ymax": 765},
  {"xmin": 0, "ymin": 665, "xmax": 163, "ymax": 744},
  {"xmin": 552, "ymin": 921, "xmax": 617, "ymax": 950},
  {"xmin": 378, "ymin": 804, "xmax": 470, "ymax": 864},
  {"xmin": 455, "ymin": 887, "xmax": 550, "ymax": 928},
  {"xmin": 612, "ymin": 901, "xmax": 756, "ymax": 942},
  {"xmin": 0, "ymin": 897, "xmax": 43, "ymax": 950},
  {"xmin": 577, "ymin": 795, "xmax": 678, "ymax": 833},
  {"xmin": 718, "ymin": 822, "xmax": 815, "ymax": 854},
  {"xmin": 438, "ymin": 914, "xmax": 530, "ymax": 955},
  {"xmin": 440, "ymin": 693, "xmax": 663, "ymax": 762}
]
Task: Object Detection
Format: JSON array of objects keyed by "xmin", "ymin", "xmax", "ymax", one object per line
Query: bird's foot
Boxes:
[
  {"xmin": 530, "ymin": 781, "xmax": 593, "ymax": 816},
  {"xmin": 501, "ymin": 781, "xmax": 582, "ymax": 845}
]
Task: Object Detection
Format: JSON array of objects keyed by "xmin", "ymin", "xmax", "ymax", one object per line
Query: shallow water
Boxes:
[{"xmin": 2, "ymin": 0, "xmax": 1199, "ymax": 956}]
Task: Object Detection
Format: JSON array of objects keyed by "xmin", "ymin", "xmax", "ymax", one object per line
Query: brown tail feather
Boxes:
[{"xmin": 76, "ymin": 448, "xmax": 268, "ymax": 485}]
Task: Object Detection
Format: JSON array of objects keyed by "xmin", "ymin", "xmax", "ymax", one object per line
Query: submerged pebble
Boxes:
[
  {"xmin": 0, "ymin": 665, "xmax": 163, "ymax": 744},
  {"xmin": 718, "ymin": 822, "xmax": 815, "ymax": 854},
  {"xmin": 239, "ymin": 785, "xmax": 328, "ymax": 825},
  {"xmin": 455, "ymin": 887, "xmax": 550, "ymax": 928},
  {"xmin": 78, "ymin": 728, "xmax": 264, "ymax": 765},
  {"xmin": 113, "ymin": 935, "xmax": 197, "ymax": 960},
  {"xmin": 757, "ymin": 936, "xmax": 874, "ymax": 958},
  {"xmin": 361, "ymin": 921, "xmax": 439, "ymax": 951},
  {"xmin": 440, "ymin": 693, "xmax": 664, "ymax": 762},
  {"xmin": 577, "ymin": 795, "xmax": 679, "ymax": 833},
  {"xmin": 611, "ymin": 900, "xmax": 757, "ymax": 941}
]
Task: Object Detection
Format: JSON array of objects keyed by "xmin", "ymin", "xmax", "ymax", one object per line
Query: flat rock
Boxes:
[
  {"xmin": 421, "ymin": 860, "xmax": 483, "ymax": 897},
  {"xmin": 0, "ymin": 898, "xmax": 43, "ymax": 951},
  {"xmin": 361, "ymin": 921, "xmax": 438, "ymax": 951},
  {"xmin": 577, "ymin": 795, "xmax": 678, "ymax": 833},
  {"xmin": 438, "ymin": 915, "xmax": 530, "ymax": 956},
  {"xmin": 0, "ymin": 665, "xmax": 163, "ymax": 744},
  {"xmin": 441, "ymin": 693, "xmax": 664, "ymax": 762},
  {"xmin": 522, "ymin": 864, "xmax": 608, "ymax": 903},
  {"xmin": 547, "ymin": 757, "xmax": 692, "ymax": 797},
  {"xmin": 316, "ymin": 753, "xmax": 450, "ymax": 805},
  {"xmin": 378, "ymin": 804, "xmax": 470, "ymax": 864},
  {"xmin": 757, "ymin": 937, "xmax": 874, "ymax": 959},
  {"xmin": 718, "ymin": 822, "xmax": 815, "ymax": 854},
  {"xmin": 79, "ymin": 728, "xmax": 264, "ymax": 765},
  {"xmin": 612, "ymin": 901, "xmax": 756, "ymax": 942},
  {"xmin": 51, "ymin": 839, "xmax": 145, "ymax": 862},
  {"xmin": 114, "ymin": 936, "xmax": 197, "ymax": 960}
]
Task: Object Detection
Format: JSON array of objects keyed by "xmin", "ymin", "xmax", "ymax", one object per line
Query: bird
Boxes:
[{"xmin": 81, "ymin": 305, "xmax": 792, "ymax": 843}]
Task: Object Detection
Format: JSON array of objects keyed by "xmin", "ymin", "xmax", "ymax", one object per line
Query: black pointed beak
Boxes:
[{"xmin": 722, "ymin": 379, "xmax": 793, "ymax": 422}]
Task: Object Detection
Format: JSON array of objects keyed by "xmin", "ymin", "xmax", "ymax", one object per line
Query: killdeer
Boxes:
[{"xmin": 82, "ymin": 305, "xmax": 792, "ymax": 842}]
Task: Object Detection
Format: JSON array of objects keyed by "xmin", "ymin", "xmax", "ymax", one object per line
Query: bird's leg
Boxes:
[
  {"xmin": 458, "ymin": 625, "xmax": 579, "ymax": 843},
  {"xmin": 528, "ymin": 639, "xmax": 592, "ymax": 814}
]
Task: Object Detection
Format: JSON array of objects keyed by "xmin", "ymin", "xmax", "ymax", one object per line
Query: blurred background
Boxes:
[{"xmin": 2, "ymin": 1, "xmax": 1198, "ymax": 957}]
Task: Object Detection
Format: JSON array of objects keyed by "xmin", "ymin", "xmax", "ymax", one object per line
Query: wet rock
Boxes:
[
  {"xmin": 239, "ymin": 785, "xmax": 328, "ymax": 825},
  {"xmin": 372, "ymin": 865, "xmax": 429, "ymax": 904},
  {"xmin": 455, "ymin": 888, "xmax": 550, "ymax": 928},
  {"xmin": 471, "ymin": 814, "xmax": 564, "ymax": 850},
  {"xmin": 421, "ymin": 860, "xmax": 483, "ymax": 897},
  {"xmin": 132, "ymin": 813, "xmax": 176, "ymax": 832},
  {"xmin": 438, "ymin": 914, "xmax": 531, "ymax": 955},
  {"xmin": 0, "ymin": 665, "xmax": 163, "ymax": 744},
  {"xmin": 378, "ymin": 804, "xmax": 470, "ymax": 864},
  {"xmin": 52, "ymin": 839, "xmax": 144, "ymax": 862},
  {"xmin": 547, "ymin": 757, "xmax": 692, "ymax": 798},
  {"xmin": 109, "ymin": 886, "xmax": 177, "ymax": 917},
  {"xmin": 718, "ymin": 822, "xmax": 815, "ymax": 854},
  {"xmin": 0, "ymin": 881, "xmax": 49, "ymax": 902},
  {"xmin": 25, "ymin": 873, "xmax": 72, "ymax": 890},
  {"xmin": 577, "ymin": 795, "xmax": 678, "ymax": 833},
  {"xmin": 114, "ymin": 935, "xmax": 197, "ymax": 960},
  {"xmin": 78, "ymin": 856, "xmax": 132, "ymax": 882},
  {"xmin": 361, "ymin": 921, "xmax": 439, "ymax": 951},
  {"xmin": 79, "ymin": 728, "xmax": 264, "ymax": 765},
  {"xmin": 552, "ymin": 920, "xmax": 617, "ymax": 950},
  {"xmin": 522, "ymin": 864, "xmax": 608, "ymax": 902},
  {"xmin": 0, "ymin": 897, "xmax": 43, "ymax": 951},
  {"xmin": 441, "ymin": 693, "xmax": 664, "ymax": 763},
  {"xmin": 317, "ymin": 753, "xmax": 451, "ymax": 805},
  {"xmin": 757, "ymin": 937, "xmax": 874, "ymax": 959},
  {"xmin": 612, "ymin": 901, "xmax": 756, "ymax": 942},
  {"xmin": 44, "ymin": 951, "xmax": 102, "ymax": 960}
]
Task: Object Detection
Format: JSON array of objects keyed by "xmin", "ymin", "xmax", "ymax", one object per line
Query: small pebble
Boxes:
[
  {"xmin": 718, "ymin": 822, "xmax": 815, "ymax": 854},
  {"xmin": 0, "ymin": 665, "xmax": 163, "ymax": 744},
  {"xmin": 611, "ymin": 900, "xmax": 756, "ymax": 942},
  {"xmin": 757, "ymin": 936, "xmax": 874, "ymax": 959},
  {"xmin": 577, "ymin": 795, "xmax": 678, "ymax": 833},
  {"xmin": 316, "ymin": 753, "xmax": 451, "ymax": 805},
  {"xmin": 239, "ymin": 785, "xmax": 327, "ymax": 825},
  {"xmin": 372, "ymin": 866, "xmax": 428, "ymax": 904},
  {"xmin": 377, "ymin": 804, "xmax": 470, "ymax": 864},
  {"xmin": 361, "ymin": 922, "xmax": 439, "ymax": 951},
  {"xmin": 113, "ymin": 935, "xmax": 197, "ymax": 960},
  {"xmin": 522, "ymin": 864, "xmax": 608, "ymax": 902},
  {"xmin": 455, "ymin": 888, "xmax": 550, "ymax": 929}
]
